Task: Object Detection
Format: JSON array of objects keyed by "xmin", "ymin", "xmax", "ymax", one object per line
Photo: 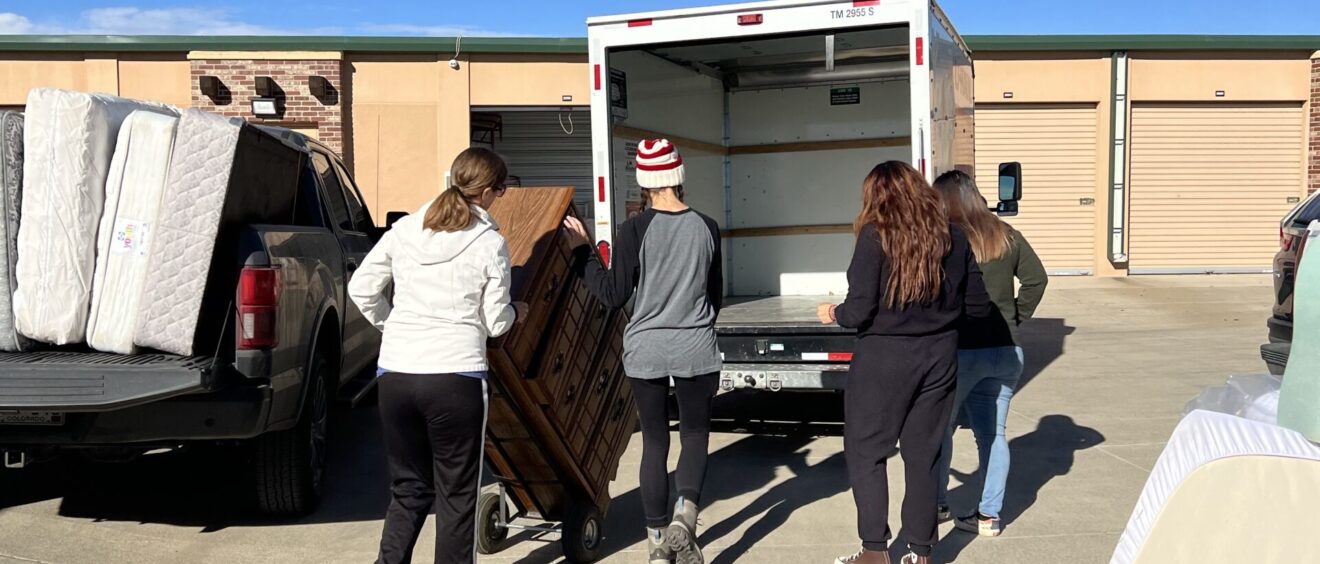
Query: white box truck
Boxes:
[{"xmin": 587, "ymin": 0, "xmax": 1020, "ymax": 392}]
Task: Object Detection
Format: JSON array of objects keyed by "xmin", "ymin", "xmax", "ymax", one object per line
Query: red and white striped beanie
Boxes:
[{"xmin": 635, "ymin": 138, "xmax": 685, "ymax": 189}]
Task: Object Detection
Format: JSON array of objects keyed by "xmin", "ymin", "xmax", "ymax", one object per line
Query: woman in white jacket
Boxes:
[{"xmin": 349, "ymin": 147, "xmax": 526, "ymax": 564}]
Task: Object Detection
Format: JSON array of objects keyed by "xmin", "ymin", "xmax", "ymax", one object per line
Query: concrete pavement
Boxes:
[{"xmin": 0, "ymin": 275, "xmax": 1275, "ymax": 563}]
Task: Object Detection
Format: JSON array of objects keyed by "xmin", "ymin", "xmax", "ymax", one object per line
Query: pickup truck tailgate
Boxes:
[{"xmin": 0, "ymin": 352, "xmax": 217, "ymax": 412}]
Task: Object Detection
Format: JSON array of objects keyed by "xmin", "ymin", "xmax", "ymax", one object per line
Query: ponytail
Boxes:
[
  {"xmin": 423, "ymin": 187, "xmax": 475, "ymax": 233},
  {"xmin": 422, "ymin": 147, "xmax": 508, "ymax": 233}
]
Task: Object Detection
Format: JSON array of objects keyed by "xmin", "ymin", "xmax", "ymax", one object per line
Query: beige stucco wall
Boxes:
[
  {"xmin": 0, "ymin": 52, "xmax": 191, "ymax": 108},
  {"xmin": 1130, "ymin": 53, "xmax": 1313, "ymax": 101},
  {"xmin": 975, "ymin": 53, "xmax": 1120, "ymax": 275},
  {"xmin": 469, "ymin": 54, "xmax": 590, "ymax": 107},
  {"xmin": 348, "ymin": 54, "xmax": 472, "ymax": 220}
]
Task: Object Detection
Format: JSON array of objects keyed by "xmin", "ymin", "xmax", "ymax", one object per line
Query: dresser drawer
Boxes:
[{"xmin": 502, "ymin": 234, "xmax": 574, "ymax": 371}]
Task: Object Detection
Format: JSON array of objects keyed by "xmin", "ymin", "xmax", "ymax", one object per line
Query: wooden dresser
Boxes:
[{"xmin": 484, "ymin": 187, "xmax": 636, "ymax": 523}]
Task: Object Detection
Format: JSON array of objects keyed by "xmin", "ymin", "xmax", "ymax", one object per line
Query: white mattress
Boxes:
[
  {"xmin": 134, "ymin": 110, "xmax": 302, "ymax": 356},
  {"xmin": 13, "ymin": 89, "xmax": 176, "ymax": 345},
  {"xmin": 86, "ymin": 111, "xmax": 179, "ymax": 354},
  {"xmin": 1110, "ymin": 410, "xmax": 1320, "ymax": 563}
]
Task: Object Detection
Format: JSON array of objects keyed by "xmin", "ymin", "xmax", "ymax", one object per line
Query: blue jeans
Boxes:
[{"xmin": 936, "ymin": 346, "xmax": 1023, "ymax": 519}]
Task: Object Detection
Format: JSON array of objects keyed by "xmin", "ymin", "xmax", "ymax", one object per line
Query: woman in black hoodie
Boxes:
[{"xmin": 821, "ymin": 161, "xmax": 993, "ymax": 564}]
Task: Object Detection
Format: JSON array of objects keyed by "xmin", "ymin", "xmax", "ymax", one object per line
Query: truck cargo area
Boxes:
[{"xmin": 597, "ymin": 12, "xmax": 963, "ymax": 389}]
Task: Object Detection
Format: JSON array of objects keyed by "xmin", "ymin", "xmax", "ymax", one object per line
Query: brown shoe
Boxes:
[
  {"xmin": 899, "ymin": 552, "xmax": 930, "ymax": 564},
  {"xmin": 835, "ymin": 548, "xmax": 891, "ymax": 564}
]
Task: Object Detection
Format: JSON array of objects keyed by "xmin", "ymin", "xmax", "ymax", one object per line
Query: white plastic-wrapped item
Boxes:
[
  {"xmin": 13, "ymin": 89, "xmax": 176, "ymax": 345},
  {"xmin": 86, "ymin": 111, "xmax": 179, "ymax": 354},
  {"xmin": 1182, "ymin": 373, "xmax": 1281, "ymax": 425}
]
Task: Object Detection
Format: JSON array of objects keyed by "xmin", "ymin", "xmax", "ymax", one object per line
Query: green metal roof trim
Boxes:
[
  {"xmin": 964, "ymin": 35, "xmax": 1320, "ymax": 51},
  {"xmin": 0, "ymin": 34, "xmax": 1316, "ymax": 53},
  {"xmin": 0, "ymin": 35, "xmax": 589, "ymax": 53}
]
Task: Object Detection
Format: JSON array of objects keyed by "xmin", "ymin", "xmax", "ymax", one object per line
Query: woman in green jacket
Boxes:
[{"xmin": 933, "ymin": 170, "xmax": 1048, "ymax": 538}]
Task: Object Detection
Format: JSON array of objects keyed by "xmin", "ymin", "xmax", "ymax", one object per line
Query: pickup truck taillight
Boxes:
[{"xmin": 238, "ymin": 266, "xmax": 281, "ymax": 349}]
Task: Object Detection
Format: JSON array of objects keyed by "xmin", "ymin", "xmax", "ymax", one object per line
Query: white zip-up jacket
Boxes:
[{"xmin": 349, "ymin": 201, "xmax": 517, "ymax": 375}]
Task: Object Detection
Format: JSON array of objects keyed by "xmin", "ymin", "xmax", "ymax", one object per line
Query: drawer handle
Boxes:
[
  {"xmin": 553, "ymin": 354, "xmax": 565, "ymax": 373},
  {"xmin": 596, "ymin": 373, "xmax": 609, "ymax": 393},
  {"xmin": 543, "ymin": 275, "xmax": 560, "ymax": 303},
  {"xmin": 610, "ymin": 400, "xmax": 625, "ymax": 421},
  {"xmin": 565, "ymin": 384, "xmax": 576, "ymax": 402}
]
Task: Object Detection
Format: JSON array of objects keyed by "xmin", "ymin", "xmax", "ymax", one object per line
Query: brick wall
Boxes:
[
  {"xmin": 1311, "ymin": 57, "xmax": 1319, "ymax": 193},
  {"xmin": 189, "ymin": 58, "xmax": 349, "ymax": 164}
]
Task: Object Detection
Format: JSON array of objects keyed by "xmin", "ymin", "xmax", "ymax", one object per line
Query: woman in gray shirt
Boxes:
[{"xmin": 564, "ymin": 139, "xmax": 722, "ymax": 564}]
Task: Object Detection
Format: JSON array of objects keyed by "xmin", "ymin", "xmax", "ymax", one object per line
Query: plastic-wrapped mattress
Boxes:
[
  {"xmin": 1111, "ymin": 410, "xmax": 1320, "ymax": 563},
  {"xmin": 86, "ymin": 111, "xmax": 180, "ymax": 354},
  {"xmin": 0, "ymin": 111, "xmax": 26, "ymax": 352},
  {"xmin": 134, "ymin": 109, "xmax": 302, "ymax": 356},
  {"xmin": 13, "ymin": 89, "xmax": 176, "ymax": 345}
]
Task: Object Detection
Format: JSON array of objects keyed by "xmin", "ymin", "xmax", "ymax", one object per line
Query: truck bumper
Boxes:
[
  {"xmin": 720, "ymin": 364, "xmax": 848, "ymax": 391},
  {"xmin": 0, "ymin": 383, "xmax": 272, "ymax": 446}
]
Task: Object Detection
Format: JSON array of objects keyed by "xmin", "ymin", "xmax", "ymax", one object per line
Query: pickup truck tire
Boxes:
[{"xmin": 253, "ymin": 351, "xmax": 330, "ymax": 516}]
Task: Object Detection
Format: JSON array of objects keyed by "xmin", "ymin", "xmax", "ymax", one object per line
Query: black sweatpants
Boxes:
[
  {"xmin": 844, "ymin": 332, "xmax": 959, "ymax": 556},
  {"xmin": 376, "ymin": 372, "xmax": 487, "ymax": 564},
  {"xmin": 629, "ymin": 373, "xmax": 720, "ymax": 528}
]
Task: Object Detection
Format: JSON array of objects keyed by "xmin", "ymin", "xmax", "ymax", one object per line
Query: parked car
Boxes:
[
  {"xmin": 1262, "ymin": 190, "xmax": 1320, "ymax": 375},
  {"xmin": 0, "ymin": 131, "xmax": 382, "ymax": 516}
]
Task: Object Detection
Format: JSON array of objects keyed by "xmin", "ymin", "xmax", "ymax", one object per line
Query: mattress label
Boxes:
[{"xmin": 111, "ymin": 219, "xmax": 151, "ymax": 257}]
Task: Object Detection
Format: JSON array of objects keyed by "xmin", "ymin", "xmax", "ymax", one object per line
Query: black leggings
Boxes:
[
  {"xmin": 629, "ymin": 373, "xmax": 720, "ymax": 528},
  {"xmin": 376, "ymin": 372, "xmax": 487, "ymax": 564}
]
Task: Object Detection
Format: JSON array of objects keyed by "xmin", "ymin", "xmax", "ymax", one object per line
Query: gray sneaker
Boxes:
[
  {"xmin": 648, "ymin": 527, "xmax": 674, "ymax": 563},
  {"xmin": 665, "ymin": 497, "xmax": 704, "ymax": 564}
]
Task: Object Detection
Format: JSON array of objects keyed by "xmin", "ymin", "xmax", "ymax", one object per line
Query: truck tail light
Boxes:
[
  {"xmin": 238, "ymin": 266, "xmax": 281, "ymax": 350},
  {"xmin": 1282, "ymin": 227, "xmax": 1292, "ymax": 251},
  {"xmin": 738, "ymin": 14, "xmax": 764, "ymax": 25},
  {"xmin": 598, "ymin": 241, "xmax": 611, "ymax": 268}
]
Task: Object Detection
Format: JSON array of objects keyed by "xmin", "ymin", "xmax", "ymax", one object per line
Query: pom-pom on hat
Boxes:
[{"xmin": 635, "ymin": 138, "xmax": 685, "ymax": 189}]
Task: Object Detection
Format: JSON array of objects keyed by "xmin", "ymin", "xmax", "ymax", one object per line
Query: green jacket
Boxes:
[{"xmin": 961, "ymin": 228, "xmax": 1048, "ymax": 348}]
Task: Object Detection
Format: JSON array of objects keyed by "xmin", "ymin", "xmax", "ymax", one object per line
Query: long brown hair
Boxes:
[
  {"xmin": 933, "ymin": 170, "xmax": 1012, "ymax": 262},
  {"xmin": 855, "ymin": 161, "xmax": 951, "ymax": 309},
  {"xmin": 424, "ymin": 148, "xmax": 508, "ymax": 232}
]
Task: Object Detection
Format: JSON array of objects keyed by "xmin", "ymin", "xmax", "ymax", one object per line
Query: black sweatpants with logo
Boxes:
[
  {"xmin": 845, "ymin": 331, "xmax": 959, "ymax": 556},
  {"xmin": 376, "ymin": 372, "xmax": 487, "ymax": 564}
]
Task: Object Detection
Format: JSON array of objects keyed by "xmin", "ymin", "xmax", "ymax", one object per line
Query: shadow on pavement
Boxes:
[
  {"xmin": 936, "ymin": 414, "xmax": 1105, "ymax": 562},
  {"xmin": 0, "ymin": 402, "xmax": 389, "ymax": 531},
  {"xmin": 1017, "ymin": 318, "xmax": 1075, "ymax": 393},
  {"xmin": 510, "ymin": 391, "xmax": 845, "ymax": 563}
]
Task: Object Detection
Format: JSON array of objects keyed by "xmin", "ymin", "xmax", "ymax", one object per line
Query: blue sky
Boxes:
[{"xmin": 2, "ymin": 1, "xmax": 1318, "ymax": 36}]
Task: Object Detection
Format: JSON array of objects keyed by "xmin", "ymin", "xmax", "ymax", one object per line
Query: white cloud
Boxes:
[
  {"xmin": 76, "ymin": 7, "xmax": 320, "ymax": 35},
  {"xmin": 0, "ymin": 13, "xmax": 37, "ymax": 34},
  {"xmin": 358, "ymin": 23, "xmax": 531, "ymax": 37},
  {"xmin": 0, "ymin": 7, "xmax": 523, "ymax": 37}
]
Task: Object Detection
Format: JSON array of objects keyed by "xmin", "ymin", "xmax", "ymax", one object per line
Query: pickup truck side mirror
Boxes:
[
  {"xmin": 994, "ymin": 162, "xmax": 1022, "ymax": 217},
  {"xmin": 385, "ymin": 211, "xmax": 408, "ymax": 229}
]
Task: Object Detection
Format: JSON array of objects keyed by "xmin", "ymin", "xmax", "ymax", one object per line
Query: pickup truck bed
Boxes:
[{"xmin": 0, "ymin": 352, "xmax": 218, "ymax": 412}]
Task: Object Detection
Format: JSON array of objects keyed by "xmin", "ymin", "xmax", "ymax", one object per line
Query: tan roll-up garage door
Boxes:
[
  {"xmin": 1129, "ymin": 103, "xmax": 1306, "ymax": 273},
  {"xmin": 976, "ymin": 104, "xmax": 1099, "ymax": 274}
]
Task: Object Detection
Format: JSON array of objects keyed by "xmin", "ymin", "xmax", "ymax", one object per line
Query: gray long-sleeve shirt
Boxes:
[{"xmin": 574, "ymin": 208, "xmax": 723, "ymax": 379}]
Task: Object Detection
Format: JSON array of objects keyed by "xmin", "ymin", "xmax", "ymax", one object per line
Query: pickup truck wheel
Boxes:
[{"xmin": 254, "ymin": 351, "xmax": 330, "ymax": 516}]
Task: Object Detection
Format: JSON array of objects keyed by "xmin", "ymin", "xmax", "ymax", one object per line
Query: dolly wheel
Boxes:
[
  {"xmin": 562, "ymin": 497, "xmax": 603, "ymax": 563},
  {"xmin": 476, "ymin": 491, "xmax": 508, "ymax": 555}
]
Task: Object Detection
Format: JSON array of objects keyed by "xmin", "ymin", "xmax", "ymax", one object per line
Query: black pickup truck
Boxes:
[{"xmin": 0, "ymin": 132, "xmax": 381, "ymax": 516}]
